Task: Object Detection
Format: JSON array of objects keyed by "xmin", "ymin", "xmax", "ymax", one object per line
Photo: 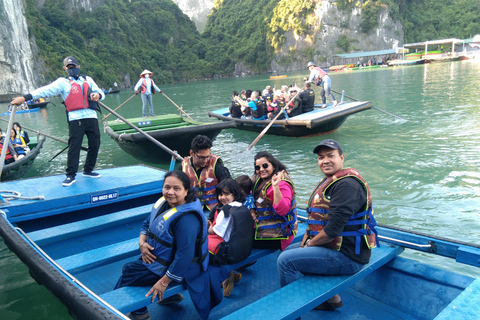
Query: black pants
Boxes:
[{"xmin": 66, "ymin": 118, "xmax": 100, "ymax": 177}]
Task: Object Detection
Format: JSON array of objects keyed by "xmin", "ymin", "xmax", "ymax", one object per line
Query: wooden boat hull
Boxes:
[
  {"xmin": 104, "ymin": 114, "xmax": 235, "ymax": 162},
  {"xmin": 388, "ymin": 59, "xmax": 426, "ymax": 66},
  {"xmin": 208, "ymin": 101, "xmax": 372, "ymax": 137},
  {"xmin": 1, "ymin": 135, "xmax": 45, "ymax": 181},
  {"xmin": 105, "ymin": 89, "xmax": 120, "ymax": 94},
  {"xmin": 28, "ymin": 101, "xmax": 50, "ymax": 109},
  {"xmin": 0, "ymin": 165, "xmax": 479, "ymax": 320},
  {"xmin": 427, "ymin": 56, "xmax": 463, "ymax": 63}
]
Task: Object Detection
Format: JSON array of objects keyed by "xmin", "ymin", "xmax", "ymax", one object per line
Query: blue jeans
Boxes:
[
  {"xmin": 141, "ymin": 93, "xmax": 155, "ymax": 117},
  {"xmin": 277, "ymin": 243, "xmax": 363, "ymax": 287},
  {"xmin": 320, "ymin": 76, "xmax": 336, "ymax": 104}
]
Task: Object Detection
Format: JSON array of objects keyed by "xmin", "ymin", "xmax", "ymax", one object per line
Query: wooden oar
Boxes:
[
  {"xmin": 0, "ymin": 118, "xmax": 88, "ymax": 151},
  {"xmin": 99, "ymin": 93, "xmax": 135, "ymax": 123},
  {"xmin": 48, "ymin": 146, "xmax": 68, "ymax": 162},
  {"xmin": 330, "ymin": 89, "xmax": 407, "ymax": 121},
  {"xmin": 161, "ymin": 93, "xmax": 194, "ymax": 121},
  {"xmin": 247, "ymin": 106, "xmax": 286, "ymax": 151},
  {"xmin": 0, "ymin": 105, "xmax": 18, "ymax": 178},
  {"xmin": 97, "ymin": 101, "xmax": 183, "ymax": 161}
]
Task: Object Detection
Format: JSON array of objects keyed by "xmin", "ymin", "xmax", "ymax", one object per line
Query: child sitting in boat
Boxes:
[
  {"xmin": 235, "ymin": 174, "xmax": 257, "ymax": 222},
  {"xmin": 207, "ymin": 179, "xmax": 254, "ymax": 297}
]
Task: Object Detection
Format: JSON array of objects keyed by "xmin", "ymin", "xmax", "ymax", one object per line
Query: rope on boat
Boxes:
[{"xmin": 0, "ymin": 190, "xmax": 45, "ymax": 203}]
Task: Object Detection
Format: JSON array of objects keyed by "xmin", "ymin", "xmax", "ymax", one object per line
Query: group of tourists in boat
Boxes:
[
  {"xmin": 0, "ymin": 122, "xmax": 30, "ymax": 165},
  {"xmin": 116, "ymin": 134, "xmax": 377, "ymax": 320},
  {"xmin": 228, "ymin": 62, "xmax": 341, "ymax": 121}
]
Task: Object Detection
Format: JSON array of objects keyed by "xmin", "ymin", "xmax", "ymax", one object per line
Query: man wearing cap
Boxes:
[
  {"xmin": 277, "ymin": 139, "xmax": 377, "ymax": 311},
  {"xmin": 134, "ymin": 69, "xmax": 162, "ymax": 118},
  {"xmin": 306, "ymin": 61, "xmax": 337, "ymax": 108},
  {"xmin": 11, "ymin": 56, "xmax": 105, "ymax": 187}
]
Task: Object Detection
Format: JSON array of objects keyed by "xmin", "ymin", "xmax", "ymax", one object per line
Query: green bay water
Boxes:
[{"xmin": 1, "ymin": 61, "xmax": 480, "ymax": 318}]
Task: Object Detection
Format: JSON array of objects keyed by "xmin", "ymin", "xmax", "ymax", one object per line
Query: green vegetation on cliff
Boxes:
[
  {"xmin": 23, "ymin": 0, "xmax": 480, "ymax": 87},
  {"xmin": 25, "ymin": 0, "xmax": 211, "ymax": 86}
]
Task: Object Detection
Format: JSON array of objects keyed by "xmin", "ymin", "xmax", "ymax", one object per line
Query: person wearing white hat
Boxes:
[{"xmin": 134, "ymin": 69, "xmax": 162, "ymax": 118}]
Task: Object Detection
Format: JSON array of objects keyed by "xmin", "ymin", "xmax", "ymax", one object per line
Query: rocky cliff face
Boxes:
[
  {"xmin": 171, "ymin": 0, "xmax": 213, "ymax": 33},
  {"xmin": 270, "ymin": 1, "xmax": 403, "ymax": 73},
  {"xmin": 0, "ymin": 0, "xmax": 43, "ymax": 99}
]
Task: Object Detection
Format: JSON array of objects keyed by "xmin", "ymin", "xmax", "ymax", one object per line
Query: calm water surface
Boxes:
[{"xmin": 1, "ymin": 61, "xmax": 480, "ymax": 318}]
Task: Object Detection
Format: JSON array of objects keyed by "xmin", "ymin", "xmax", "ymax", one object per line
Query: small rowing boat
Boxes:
[
  {"xmin": 270, "ymin": 75, "xmax": 287, "ymax": 79},
  {"xmin": 104, "ymin": 114, "xmax": 235, "ymax": 162},
  {"xmin": 1, "ymin": 135, "xmax": 46, "ymax": 181},
  {"xmin": 208, "ymin": 100, "xmax": 371, "ymax": 137}
]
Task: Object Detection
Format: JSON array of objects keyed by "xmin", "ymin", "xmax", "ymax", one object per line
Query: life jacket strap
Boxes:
[{"xmin": 147, "ymin": 229, "xmax": 173, "ymax": 248}]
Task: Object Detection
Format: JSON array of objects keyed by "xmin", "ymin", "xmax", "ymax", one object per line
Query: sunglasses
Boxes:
[
  {"xmin": 194, "ymin": 152, "xmax": 211, "ymax": 161},
  {"xmin": 255, "ymin": 163, "xmax": 270, "ymax": 171}
]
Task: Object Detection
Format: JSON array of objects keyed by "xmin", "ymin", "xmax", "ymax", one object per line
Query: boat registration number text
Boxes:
[{"xmin": 91, "ymin": 191, "xmax": 119, "ymax": 204}]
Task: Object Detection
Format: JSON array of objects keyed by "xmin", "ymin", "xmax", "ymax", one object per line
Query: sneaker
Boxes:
[
  {"xmin": 125, "ymin": 312, "xmax": 151, "ymax": 320},
  {"xmin": 320, "ymin": 104, "xmax": 327, "ymax": 109},
  {"xmin": 158, "ymin": 293, "xmax": 184, "ymax": 305},
  {"xmin": 83, "ymin": 171, "xmax": 101, "ymax": 178},
  {"xmin": 234, "ymin": 272, "xmax": 242, "ymax": 283},
  {"xmin": 150, "ymin": 114, "xmax": 156, "ymax": 117},
  {"xmin": 223, "ymin": 273, "xmax": 235, "ymax": 297},
  {"xmin": 62, "ymin": 176, "xmax": 76, "ymax": 187},
  {"xmin": 333, "ymin": 101, "xmax": 338, "ymax": 108}
]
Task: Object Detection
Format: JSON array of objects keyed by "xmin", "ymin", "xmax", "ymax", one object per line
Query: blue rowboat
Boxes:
[
  {"xmin": 1, "ymin": 108, "xmax": 40, "ymax": 116},
  {"xmin": 0, "ymin": 165, "xmax": 479, "ymax": 319}
]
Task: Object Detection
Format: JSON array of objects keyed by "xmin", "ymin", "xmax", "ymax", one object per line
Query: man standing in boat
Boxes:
[
  {"xmin": 134, "ymin": 69, "xmax": 162, "ymax": 118},
  {"xmin": 178, "ymin": 135, "xmax": 231, "ymax": 211},
  {"xmin": 277, "ymin": 139, "xmax": 377, "ymax": 311},
  {"xmin": 11, "ymin": 56, "xmax": 104, "ymax": 187},
  {"xmin": 306, "ymin": 61, "xmax": 338, "ymax": 108}
]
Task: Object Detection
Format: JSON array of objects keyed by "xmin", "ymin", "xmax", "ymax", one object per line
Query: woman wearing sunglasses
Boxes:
[{"xmin": 251, "ymin": 151, "xmax": 298, "ymax": 251}]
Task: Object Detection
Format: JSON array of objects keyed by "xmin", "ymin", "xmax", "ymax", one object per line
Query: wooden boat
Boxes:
[
  {"xmin": 105, "ymin": 89, "xmax": 120, "ymax": 94},
  {"xmin": 27, "ymin": 101, "xmax": 50, "ymax": 109},
  {"xmin": 104, "ymin": 114, "xmax": 235, "ymax": 162},
  {"xmin": 426, "ymin": 55, "xmax": 464, "ymax": 63},
  {"xmin": 208, "ymin": 101, "xmax": 371, "ymax": 137},
  {"xmin": 387, "ymin": 59, "xmax": 426, "ymax": 66},
  {"xmin": 0, "ymin": 165, "xmax": 479, "ymax": 320},
  {"xmin": 1, "ymin": 135, "xmax": 45, "ymax": 181},
  {"xmin": 270, "ymin": 75, "xmax": 287, "ymax": 79}
]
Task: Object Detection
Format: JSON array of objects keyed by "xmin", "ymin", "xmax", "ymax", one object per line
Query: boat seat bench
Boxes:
[
  {"xmin": 220, "ymin": 243, "xmax": 404, "ymax": 320},
  {"xmin": 98, "ymin": 247, "xmax": 278, "ymax": 313},
  {"xmin": 28, "ymin": 204, "xmax": 152, "ymax": 246}
]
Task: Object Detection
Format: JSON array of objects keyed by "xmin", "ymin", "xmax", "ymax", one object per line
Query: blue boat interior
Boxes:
[{"xmin": 1, "ymin": 165, "xmax": 479, "ymax": 320}]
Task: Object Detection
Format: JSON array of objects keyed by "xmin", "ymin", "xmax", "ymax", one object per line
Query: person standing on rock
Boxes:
[
  {"xmin": 134, "ymin": 69, "xmax": 162, "ymax": 118},
  {"xmin": 11, "ymin": 56, "xmax": 105, "ymax": 187}
]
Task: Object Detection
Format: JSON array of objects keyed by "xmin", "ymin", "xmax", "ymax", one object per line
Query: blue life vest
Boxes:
[
  {"xmin": 11, "ymin": 135, "xmax": 26, "ymax": 155},
  {"xmin": 144, "ymin": 197, "xmax": 209, "ymax": 276}
]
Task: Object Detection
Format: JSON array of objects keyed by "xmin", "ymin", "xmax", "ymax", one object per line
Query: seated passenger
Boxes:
[
  {"xmin": 13, "ymin": 122, "xmax": 30, "ymax": 146},
  {"xmin": 208, "ymin": 179, "xmax": 254, "ymax": 297},
  {"xmin": 10, "ymin": 129, "xmax": 27, "ymax": 159},
  {"xmin": 267, "ymin": 90, "xmax": 286, "ymax": 120},
  {"xmin": 299, "ymin": 82, "xmax": 316, "ymax": 113},
  {"xmin": 235, "ymin": 91, "xmax": 266, "ymax": 120},
  {"xmin": 235, "ymin": 174, "xmax": 256, "ymax": 221},
  {"xmin": 281, "ymin": 85, "xmax": 290, "ymax": 103},
  {"xmin": 114, "ymin": 170, "xmax": 227, "ymax": 320},
  {"xmin": 0, "ymin": 135, "xmax": 18, "ymax": 164},
  {"xmin": 285, "ymin": 87, "xmax": 302, "ymax": 117},
  {"xmin": 229, "ymin": 91, "xmax": 243, "ymax": 119}
]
